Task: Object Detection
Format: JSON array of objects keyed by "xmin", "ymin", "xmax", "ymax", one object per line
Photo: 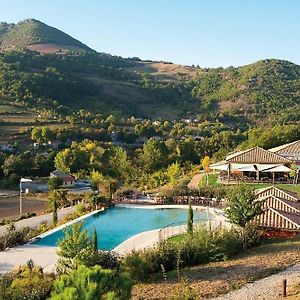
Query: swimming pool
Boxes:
[{"xmin": 32, "ymin": 206, "xmax": 209, "ymax": 250}]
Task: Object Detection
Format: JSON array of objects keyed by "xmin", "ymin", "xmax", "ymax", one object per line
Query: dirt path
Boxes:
[
  {"xmin": 188, "ymin": 173, "xmax": 203, "ymax": 190},
  {"xmin": 132, "ymin": 239, "xmax": 300, "ymax": 299}
]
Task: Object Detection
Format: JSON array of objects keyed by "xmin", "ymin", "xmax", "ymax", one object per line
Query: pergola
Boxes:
[{"xmin": 210, "ymin": 146, "xmax": 291, "ymax": 183}]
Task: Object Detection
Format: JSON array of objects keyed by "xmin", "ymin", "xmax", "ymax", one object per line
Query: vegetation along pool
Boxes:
[{"xmin": 32, "ymin": 206, "xmax": 209, "ymax": 250}]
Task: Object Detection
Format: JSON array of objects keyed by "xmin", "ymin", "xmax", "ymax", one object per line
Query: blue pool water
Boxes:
[{"xmin": 32, "ymin": 206, "xmax": 208, "ymax": 250}]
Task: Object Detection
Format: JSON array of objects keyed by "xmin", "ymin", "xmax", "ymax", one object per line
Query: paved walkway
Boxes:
[
  {"xmin": 114, "ymin": 225, "xmax": 186, "ymax": 255},
  {"xmin": 0, "ymin": 206, "xmax": 76, "ymax": 235},
  {"xmin": 0, "ymin": 209, "xmax": 100, "ymax": 275},
  {"xmin": 212, "ymin": 263, "xmax": 300, "ymax": 300}
]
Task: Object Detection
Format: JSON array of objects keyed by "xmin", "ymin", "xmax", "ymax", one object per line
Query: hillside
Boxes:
[
  {"xmin": 0, "ymin": 19, "xmax": 92, "ymax": 53},
  {"xmin": 192, "ymin": 59, "xmax": 300, "ymax": 124},
  {"xmin": 0, "ymin": 19, "xmax": 299, "ymax": 124}
]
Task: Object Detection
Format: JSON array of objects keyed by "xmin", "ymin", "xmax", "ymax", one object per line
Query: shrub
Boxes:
[
  {"xmin": 122, "ymin": 251, "xmax": 151, "ymax": 282},
  {"xmin": 168, "ymin": 278, "xmax": 196, "ymax": 300},
  {"xmin": 50, "ymin": 265, "xmax": 132, "ymax": 300},
  {"xmin": 0, "ymin": 263, "xmax": 53, "ymax": 300},
  {"xmin": 93, "ymin": 250, "xmax": 120, "ymax": 270},
  {"xmin": 75, "ymin": 203, "xmax": 85, "ymax": 214},
  {"xmin": 122, "ymin": 226, "xmax": 245, "ymax": 278},
  {"xmin": 0, "ymin": 224, "xmax": 30, "ymax": 251}
]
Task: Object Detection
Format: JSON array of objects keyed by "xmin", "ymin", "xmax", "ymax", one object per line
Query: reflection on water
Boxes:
[{"xmin": 33, "ymin": 207, "xmax": 209, "ymax": 250}]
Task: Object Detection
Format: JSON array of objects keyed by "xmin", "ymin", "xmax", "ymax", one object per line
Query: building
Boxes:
[
  {"xmin": 0, "ymin": 143, "xmax": 13, "ymax": 152},
  {"xmin": 210, "ymin": 146, "xmax": 292, "ymax": 183},
  {"xmin": 268, "ymin": 140, "xmax": 300, "ymax": 163},
  {"xmin": 254, "ymin": 186, "xmax": 300, "ymax": 233},
  {"xmin": 50, "ymin": 170, "xmax": 75, "ymax": 187}
]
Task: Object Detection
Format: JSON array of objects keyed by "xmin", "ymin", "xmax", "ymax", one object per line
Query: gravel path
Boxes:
[{"xmin": 212, "ymin": 263, "xmax": 300, "ymax": 300}]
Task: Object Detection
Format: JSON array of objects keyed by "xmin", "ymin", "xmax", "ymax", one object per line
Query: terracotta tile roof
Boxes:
[
  {"xmin": 50, "ymin": 170, "xmax": 75, "ymax": 182},
  {"xmin": 279, "ymin": 198, "xmax": 300, "ymax": 212},
  {"xmin": 226, "ymin": 147, "xmax": 291, "ymax": 164},
  {"xmin": 270, "ymin": 208, "xmax": 300, "ymax": 227},
  {"xmin": 268, "ymin": 140, "xmax": 300, "ymax": 155},
  {"xmin": 256, "ymin": 186, "xmax": 299, "ymax": 202}
]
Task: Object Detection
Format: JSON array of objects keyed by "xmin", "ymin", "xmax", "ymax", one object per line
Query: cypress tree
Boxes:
[
  {"xmin": 187, "ymin": 201, "xmax": 193, "ymax": 236},
  {"xmin": 93, "ymin": 227, "xmax": 98, "ymax": 252},
  {"xmin": 52, "ymin": 193, "xmax": 58, "ymax": 225}
]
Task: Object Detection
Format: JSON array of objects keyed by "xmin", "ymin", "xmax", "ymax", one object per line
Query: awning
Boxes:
[
  {"xmin": 262, "ymin": 165, "xmax": 291, "ymax": 173},
  {"xmin": 210, "ymin": 161, "xmax": 228, "ymax": 171}
]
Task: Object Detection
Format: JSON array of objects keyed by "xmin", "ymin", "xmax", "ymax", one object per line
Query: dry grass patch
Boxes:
[{"xmin": 132, "ymin": 238, "xmax": 300, "ymax": 299}]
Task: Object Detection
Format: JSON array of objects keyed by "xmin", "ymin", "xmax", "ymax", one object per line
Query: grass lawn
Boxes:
[{"xmin": 132, "ymin": 238, "xmax": 300, "ymax": 299}]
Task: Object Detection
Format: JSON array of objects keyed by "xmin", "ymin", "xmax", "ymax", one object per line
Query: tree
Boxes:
[
  {"xmin": 201, "ymin": 156, "xmax": 211, "ymax": 186},
  {"xmin": 31, "ymin": 127, "xmax": 43, "ymax": 143},
  {"xmin": 41, "ymin": 126, "xmax": 54, "ymax": 143},
  {"xmin": 48, "ymin": 177, "xmax": 63, "ymax": 191},
  {"xmin": 93, "ymin": 228, "xmax": 98, "ymax": 253},
  {"xmin": 187, "ymin": 201, "xmax": 193, "ymax": 236},
  {"xmin": 140, "ymin": 138, "xmax": 168, "ymax": 172},
  {"xmin": 56, "ymin": 222, "xmax": 95, "ymax": 274},
  {"xmin": 167, "ymin": 162, "xmax": 181, "ymax": 186},
  {"xmin": 49, "ymin": 191, "xmax": 58, "ymax": 224},
  {"xmin": 50, "ymin": 265, "xmax": 133, "ymax": 300},
  {"xmin": 225, "ymin": 184, "xmax": 261, "ymax": 249}
]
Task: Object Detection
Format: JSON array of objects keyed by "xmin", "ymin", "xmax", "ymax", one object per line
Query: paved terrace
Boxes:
[
  {"xmin": 0, "ymin": 209, "xmax": 100, "ymax": 275},
  {"xmin": 0, "ymin": 206, "xmax": 76, "ymax": 236}
]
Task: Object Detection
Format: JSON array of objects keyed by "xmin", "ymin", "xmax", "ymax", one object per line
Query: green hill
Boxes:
[
  {"xmin": 191, "ymin": 59, "xmax": 300, "ymax": 123},
  {"xmin": 0, "ymin": 19, "xmax": 299, "ymax": 125},
  {"xmin": 0, "ymin": 19, "xmax": 92, "ymax": 53}
]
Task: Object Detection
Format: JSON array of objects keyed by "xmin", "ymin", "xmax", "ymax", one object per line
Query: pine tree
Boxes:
[
  {"xmin": 56, "ymin": 222, "xmax": 94, "ymax": 274},
  {"xmin": 50, "ymin": 265, "xmax": 133, "ymax": 300},
  {"xmin": 187, "ymin": 201, "xmax": 193, "ymax": 236}
]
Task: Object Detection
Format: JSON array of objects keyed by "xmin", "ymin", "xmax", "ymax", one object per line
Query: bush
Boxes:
[
  {"xmin": 0, "ymin": 263, "xmax": 53, "ymax": 300},
  {"xmin": 242, "ymin": 224, "xmax": 262, "ymax": 249},
  {"xmin": 0, "ymin": 224, "xmax": 30, "ymax": 251},
  {"xmin": 75, "ymin": 203, "xmax": 85, "ymax": 214},
  {"xmin": 93, "ymin": 250, "xmax": 120, "ymax": 270},
  {"xmin": 122, "ymin": 226, "xmax": 244, "ymax": 278},
  {"xmin": 50, "ymin": 265, "xmax": 132, "ymax": 300},
  {"xmin": 122, "ymin": 251, "xmax": 151, "ymax": 282}
]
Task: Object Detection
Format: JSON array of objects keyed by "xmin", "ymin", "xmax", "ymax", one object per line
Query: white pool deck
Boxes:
[{"xmin": 0, "ymin": 205, "xmax": 228, "ymax": 275}]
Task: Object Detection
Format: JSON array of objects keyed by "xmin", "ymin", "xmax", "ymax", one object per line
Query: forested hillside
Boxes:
[{"xmin": 0, "ymin": 19, "xmax": 299, "ymax": 125}]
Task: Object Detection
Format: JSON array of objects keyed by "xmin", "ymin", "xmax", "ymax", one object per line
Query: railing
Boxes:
[
  {"xmin": 158, "ymin": 218, "xmax": 223, "ymax": 243},
  {"xmin": 114, "ymin": 196, "xmax": 226, "ymax": 208},
  {"xmin": 218, "ymin": 176, "xmax": 294, "ymax": 184}
]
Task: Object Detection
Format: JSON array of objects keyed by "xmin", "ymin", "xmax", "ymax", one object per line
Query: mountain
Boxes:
[
  {"xmin": 0, "ymin": 19, "xmax": 299, "ymax": 125},
  {"xmin": 0, "ymin": 19, "xmax": 93, "ymax": 53}
]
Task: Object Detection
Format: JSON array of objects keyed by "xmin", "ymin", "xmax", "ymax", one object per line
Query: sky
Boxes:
[{"xmin": 0, "ymin": 0, "xmax": 299, "ymax": 67}]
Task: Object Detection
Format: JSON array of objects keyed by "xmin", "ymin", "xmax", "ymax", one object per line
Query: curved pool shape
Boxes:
[{"xmin": 32, "ymin": 207, "xmax": 209, "ymax": 250}]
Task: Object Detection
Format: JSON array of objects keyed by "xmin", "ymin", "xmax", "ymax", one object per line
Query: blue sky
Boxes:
[{"xmin": 0, "ymin": 0, "xmax": 299, "ymax": 67}]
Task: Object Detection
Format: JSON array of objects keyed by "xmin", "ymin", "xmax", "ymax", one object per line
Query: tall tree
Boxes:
[
  {"xmin": 201, "ymin": 156, "xmax": 211, "ymax": 186},
  {"xmin": 187, "ymin": 201, "xmax": 193, "ymax": 236},
  {"xmin": 93, "ymin": 227, "xmax": 98, "ymax": 253}
]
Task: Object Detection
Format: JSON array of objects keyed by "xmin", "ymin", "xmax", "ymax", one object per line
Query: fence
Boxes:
[{"xmin": 158, "ymin": 218, "xmax": 224, "ymax": 243}]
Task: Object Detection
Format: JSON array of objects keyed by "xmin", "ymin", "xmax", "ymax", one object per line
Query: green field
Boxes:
[{"xmin": 0, "ymin": 105, "xmax": 25, "ymax": 113}]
